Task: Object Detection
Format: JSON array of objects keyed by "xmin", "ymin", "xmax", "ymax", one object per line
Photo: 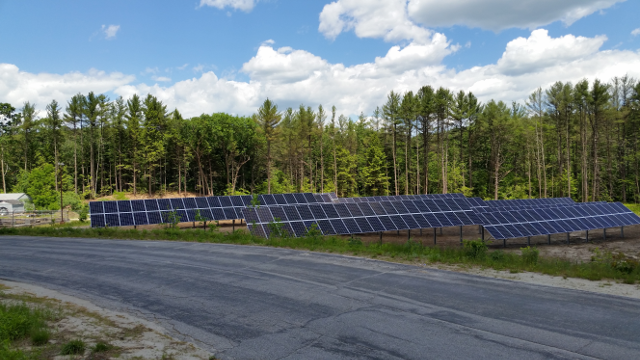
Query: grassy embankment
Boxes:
[{"xmin": 1, "ymin": 219, "xmax": 640, "ymax": 284}]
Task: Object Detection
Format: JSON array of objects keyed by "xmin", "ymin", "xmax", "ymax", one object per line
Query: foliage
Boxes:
[
  {"xmin": 463, "ymin": 239, "xmax": 488, "ymax": 259},
  {"xmin": 520, "ymin": 247, "xmax": 540, "ymax": 266},
  {"xmin": 24, "ymin": 164, "xmax": 57, "ymax": 209},
  {"xmin": 60, "ymin": 339, "xmax": 85, "ymax": 355}
]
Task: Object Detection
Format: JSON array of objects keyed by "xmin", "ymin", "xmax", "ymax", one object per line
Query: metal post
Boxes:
[
  {"xmin": 481, "ymin": 226, "xmax": 485, "ymax": 241},
  {"xmin": 408, "ymin": 229, "xmax": 411, "ymax": 241},
  {"xmin": 397, "ymin": 230, "xmax": 400, "ymax": 235},
  {"xmin": 503, "ymin": 239, "xmax": 506, "ymax": 248},
  {"xmin": 12, "ymin": 212, "xmax": 14, "ymax": 228},
  {"xmin": 420, "ymin": 228, "xmax": 422, "ymax": 236},
  {"xmin": 527, "ymin": 236, "xmax": 530, "ymax": 246},
  {"xmin": 59, "ymin": 163, "xmax": 64, "ymax": 224},
  {"xmin": 233, "ymin": 219, "xmax": 235, "ymax": 231},
  {"xmin": 547, "ymin": 234, "xmax": 551, "ymax": 245},
  {"xmin": 586, "ymin": 230, "xmax": 589, "ymax": 242},
  {"xmin": 603, "ymin": 228, "xmax": 606, "ymax": 240},
  {"xmin": 433, "ymin": 228, "xmax": 437, "ymax": 245},
  {"xmin": 621, "ymin": 226, "xmax": 624, "ymax": 238},
  {"xmin": 566, "ymin": 232, "xmax": 570, "ymax": 244},
  {"xmin": 479, "ymin": 225, "xmax": 482, "ymax": 234},
  {"xmin": 379, "ymin": 232, "xmax": 382, "ymax": 244},
  {"xmin": 440, "ymin": 228, "xmax": 443, "ymax": 235},
  {"xmin": 460, "ymin": 226, "xmax": 463, "ymax": 245}
]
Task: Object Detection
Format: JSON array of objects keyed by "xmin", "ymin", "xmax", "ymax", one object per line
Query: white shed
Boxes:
[{"xmin": 0, "ymin": 193, "xmax": 32, "ymax": 215}]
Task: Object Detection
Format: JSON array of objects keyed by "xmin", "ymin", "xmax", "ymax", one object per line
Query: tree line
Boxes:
[{"xmin": 1, "ymin": 75, "xmax": 639, "ymax": 209}]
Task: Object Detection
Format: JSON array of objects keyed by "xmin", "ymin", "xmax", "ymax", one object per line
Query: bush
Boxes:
[
  {"xmin": 521, "ymin": 247, "xmax": 539, "ymax": 266},
  {"xmin": 78, "ymin": 206, "xmax": 88, "ymax": 222},
  {"xmin": 463, "ymin": 240, "xmax": 488, "ymax": 259},
  {"xmin": 92, "ymin": 341, "xmax": 114, "ymax": 353},
  {"xmin": 489, "ymin": 250, "xmax": 507, "ymax": 262},
  {"xmin": 60, "ymin": 339, "xmax": 85, "ymax": 355},
  {"xmin": 30, "ymin": 328, "xmax": 49, "ymax": 345}
]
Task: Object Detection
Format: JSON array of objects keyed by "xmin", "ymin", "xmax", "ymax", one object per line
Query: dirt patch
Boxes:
[{"xmin": 0, "ymin": 280, "xmax": 215, "ymax": 359}]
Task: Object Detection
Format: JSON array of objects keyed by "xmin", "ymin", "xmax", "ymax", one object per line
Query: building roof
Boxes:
[
  {"xmin": 0, "ymin": 193, "xmax": 31, "ymax": 201},
  {"xmin": 0, "ymin": 200, "xmax": 22, "ymax": 205}
]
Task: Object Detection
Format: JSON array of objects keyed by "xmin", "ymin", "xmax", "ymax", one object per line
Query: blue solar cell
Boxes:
[
  {"xmin": 90, "ymin": 214, "xmax": 105, "ymax": 227},
  {"xmin": 304, "ymin": 221, "xmax": 320, "ymax": 233},
  {"xmin": 321, "ymin": 204, "xmax": 339, "ymax": 218},
  {"xmin": 445, "ymin": 213, "xmax": 463, "ymax": 226},
  {"xmin": 381, "ymin": 202, "xmax": 398, "ymax": 214},
  {"xmin": 423, "ymin": 200, "xmax": 439, "ymax": 212},
  {"xmin": 447, "ymin": 201, "xmax": 462, "ymax": 211},
  {"xmin": 249, "ymin": 224, "xmax": 267, "ymax": 238},
  {"xmin": 626, "ymin": 213, "xmax": 640, "ymax": 224},
  {"xmin": 492, "ymin": 212, "xmax": 510, "ymax": 224},
  {"xmin": 116, "ymin": 213, "xmax": 132, "ymax": 226},
  {"xmin": 270, "ymin": 207, "xmax": 287, "ymax": 222},
  {"xmin": 358, "ymin": 203, "xmax": 376, "ymax": 216},
  {"xmin": 211, "ymin": 208, "xmax": 225, "ymax": 220},
  {"xmin": 261, "ymin": 195, "xmax": 276, "ymax": 205},
  {"xmin": 518, "ymin": 210, "xmax": 536, "ymax": 222},
  {"xmin": 130, "ymin": 200, "xmax": 145, "ymax": 212},
  {"xmin": 273, "ymin": 194, "xmax": 287, "ymax": 205},
  {"xmin": 296, "ymin": 205, "xmax": 314, "ymax": 220},
  {"xmin": 241, "ymin": 195, "xmax": 253, "ymax": 206},
  {"xmin": 157, "ymin": 199, "xmax": 171, "ymax": 211},
  {"xmin": 391, "ymin": 201, "xmax": 409, "ymax": 214},
  {"xmin": 529, "ymin": 222, "xmax": 546, "ymax": 235},
  {"xmin": 199, "ymin": 209, "xmax": 213, "ymax": 221},
  {"xmin": 230, "ymin": 196, "xmax": 244, "ymax": 207},
  {"xmin": 89, "ymin": 202, "xmax": 104, "ymax": 214},
  {"xmin": 555, "ymin": 220, "xmax": 572, "ymax": 232},
  {"xmin": 522, "ymin": 223, "xmax": 538, "ymax": 236},
  {"xmin": 345, "ymin": 203, "xmax": 363, "ymax": 217},
  {"xmin": 105, "ymin": 213, "xmax": 120, "ymax": 227},
  {"xmin": 330, "ymin": 219, "xmax": 349, "ymax": 234},
  {"xmin": 600, "ymin": 216, "xmax": 616, "ymax": 228},
  {"xmin": 313, "ymin": 194, "xmax": 324, "ymax": 202},
  {"xmin": 509, "ymin": 211, "xmax": 527, "ymax": 223},
  {"xmin": 505, "ymin": 224, "xmax": 523, "ymax": 237},
  {"xmin": 342, "ymin": 218, "xmax": 361, "ymax": 233},
  {"xmin": 423, "ymin": 213, "xmax": 441, "ymax": 227},
  {"xmin": 168, "ymin": 198, "xmax": 183, "ymax": 210},
  {"xmin": 281, "ymin": 206, "xmax": 301, "ymax": 221},
  {"xmin": 289, "ymin": 222, "xmax": 307, "ymax": 237},
  {"xmin": 487, "ymin": 226, "xmax": 507, "ymax": 239},
  {"xmin": 146, "ymin": 211, "xmax": 162, "ymax": 224},
  {"xmin": 434, "ymin": 199, "xmax": 451, "ymax": 211},
  {"xmin": 185, "ymin": 210, "xmax": 197, "ymax": 222},
  {"xmin": 283, "ymin": 193, "xmax": 297, "ymax": 204},
  {"xmin": 378, "ymin": 216, "xmax": 396, "ymax": 231},
  {"xmin": 223, "ymin": 208, "xmax": 237, "ymax": 220},
  {"xmin": 355, "ymin": 218, "xmax": 373, "ymax": 233},
  {"xmin": 401, "ymin": 215, "xmax": 419, "ymax": 229},
  {"xmin": 412, "ymin": 214, "xmax": 431, "ymax": 228},
  {"xmin": 103, "ymin": 201, "xmax": 118, "ymax": 213},
  {"xmin": 481, "ymin": 213, "xmax": 499, "ymax": 225},
  {"xmin": 320, "ymin": 194, "xmax": 332, "ymax": 203},
  {"xmin": 133, "ymin": 212, "xmax": 148, "ymax": 225},
  {"xmin": 456, "ymin": 212, "xmax": 473, "ymax": 225},
  {"xmin": 207, "ymin": 197, "xmax": 222, "ymax": 208},
  {"xmin": 402, "ymin": 201, "xmax": 419, "ymax": 213},
  {"xmin": 389, "ymin": 215, "xmax": 409, "ymax": 230},
  {"xmin": 334, "ymin": 204, "xmax": 352, "ymax": 218},
  {"xmin": 194, "ymin": 197, "xmax": 209, "ymax": 209},
  {"xmin": 317, "ymin": 220, "xmax": 335, "ymax": 235},
  {"xmin": 369, "ymin": 203, "xmax": 387, "ymax": 215},
  {"xmin": 256, "ymin": 207, "xmax": 273, "ymax": 223},
  {"xmin": 366, "ymin": 217, "xmax": 385, "ymax": 232},
  {"xmin": 181, "ymin": 198, "xmax": 196, "ymax": 209},
  {"xmin": 303, "ymin": 193, "xmax": 316, "ymax": 203},
  {"xmin": 218, "ymin": 196, "xmax": 232, "ymax": 207},
  {"xmin": 435, "ymin": 213, "xmax": 453, "ymax": 227},
  {"xmin": 309, "ymin": 204, "xmax": 327, "ymax": 219},
  {"xmin": 294, "ymin": 193, "xmax": 307, "ymax": 203}
]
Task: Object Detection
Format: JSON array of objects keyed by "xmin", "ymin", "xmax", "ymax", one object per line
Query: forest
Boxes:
[{"xmin": 1, "ymin": 75, "xmax": 639, "ymax": 210}]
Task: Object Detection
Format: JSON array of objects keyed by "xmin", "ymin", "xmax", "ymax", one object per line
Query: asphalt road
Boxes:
[{"xmin": 1, "ymin": 236, "xmax": 639, "ymax": 359}]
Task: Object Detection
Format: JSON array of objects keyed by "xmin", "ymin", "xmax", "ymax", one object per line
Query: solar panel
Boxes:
[
  {"xmin": 270, "ymin": 207, "xmax": 287, "ymax": 222},
  {"xmin": 171, "ymin": 198, "xmax": 185, "ymax": 209},
  {"xmin": 147, "ymin": 211, "xmax": 162, "ymax": 224},
  {"xmin": 89, "ymin": 202, "xmax": 104, "ymax": 214},
  {"xmin": 131, "ymin": 200, "xmax": 146, "ymax": 212},
  {"xmin": 321, "ymin": 204, "xmax": 339, "ymax": 219},
  {"xmin": 296, "ymin": 205, "xmax": 314, "ymax": 220},
  {"xmin": 90, "ymin": 214, "xmax": 105, "ymax": 227},
  {"xmin": 309, "ymin": 204, "xmax": 327, "ymax": 219},
  {"xmin": 115, "ymin": 202, "xmax": 131, "ymax": 214},
  {"xmin": 330, "ymin": 219, "xmax": 350, "ymax": 234},
  {"xmin": 317, "ymin": 220, "xmax": 335, "ymax": 235},
  {"xmin": 133, "ymin": 212, "xmax": 148, "ymax": 225},
  {"xmin": 105, "ymin": 213, "xmax": 120, "ymax": 227},
  {"xmin": 157, "ymin": 199, "xmax": 172, "ymax": 210},
  {"xmin": 104, "ymin": 201, "xmax": 118, "ymax": 213}
]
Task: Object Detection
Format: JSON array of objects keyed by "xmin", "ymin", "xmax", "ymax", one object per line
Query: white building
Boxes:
[{"xmin": 0, "ymin": 193, "xmax": 32, "ymax": 215}]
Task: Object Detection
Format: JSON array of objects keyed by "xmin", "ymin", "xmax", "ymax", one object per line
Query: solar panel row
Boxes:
[
  {"xmin": 473, "ymin": 201, "xmax": 608, "ymax": 213},
  {"xmin": 243, "ymin": 200, "xmax": 481, "ymax": 238},
  {"xmin": 335, "ymin": 193, "xmax": 466, "ymax": 203},
  {"xmin": 482, "ymin": 203, "xmax": 640, "ymax": 240},
  {"xmin": 89, "ymin": 192, "xmax": 336, "ymax": 228},
  {"xmin": 484, "ymin": 197, "xmax": 574, "ymax": 208}
]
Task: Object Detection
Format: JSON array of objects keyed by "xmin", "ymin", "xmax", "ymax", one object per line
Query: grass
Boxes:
[
  {"xmin": 0, "ymin": 300, "xmax": 57, "ymax": 359},
  {"xmin": 2, "ymin": 225, "xmax": 640, "ymax": 284},
  {"xmin": 60, "ymin": 339, "xmax": 85, "ymax": 355}
]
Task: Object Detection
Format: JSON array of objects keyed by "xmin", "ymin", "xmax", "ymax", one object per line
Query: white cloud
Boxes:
[
  {"xmin": 4, "ymin": 30, "xmax": 640, "ymax": 118},
  {"xmin": 632, "ymin": 28, "xmax": 640, "ymax": 36},
  {"xmin": 408, "ymin": 0, "xmax": 624, "ymax": 30},
  {"xmin": 199, "ymin": 0, "xmax": 256, "ymax": 12},
  {"xmin": 320, "ymin": 0, "xmax": 624, "ymax": 38},
  {"xmin": 152, "ymin": 76, "xmax": 172, "ymax": 82},
  {"xmin": 178, "ymin": 63, "xmax": 189, "ymax": 70},
  {"xmin": 102, "ymin": 24, "xmax": 120, "ymax": 39}
]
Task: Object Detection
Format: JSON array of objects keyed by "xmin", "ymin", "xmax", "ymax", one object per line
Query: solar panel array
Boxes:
[
  {"xmin": 479, "ymin": 202, "xmax": 640, "ymax": 240},
  {"xmin": 89, "ymin": 193, "xmax": 332, "ymax": 228},
  {"xmin": 334, "ymin": 193, "xmax": 466, "ymax": 203},
  {"xmin": 243, "ymin": 198, "xmax": 483, "ymax": 238},
  {"xmin": 484, "ymin": 197, "xmax": 574, "ymax": 208}
]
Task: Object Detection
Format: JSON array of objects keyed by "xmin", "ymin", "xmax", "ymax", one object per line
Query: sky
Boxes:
[{"xmin": 1, "ymin": 0, "xmax": 639, "ymax": 117}]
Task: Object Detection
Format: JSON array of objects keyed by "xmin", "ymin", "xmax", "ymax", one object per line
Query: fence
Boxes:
[{"xmin": 0, "ymin": 210, "xmax": 69, "ymax": 228}]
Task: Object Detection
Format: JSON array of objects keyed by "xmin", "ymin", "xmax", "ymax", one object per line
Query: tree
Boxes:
[
  {"xmin": 45, "ymin": 100, "xmax": 63, "ymax": 191},
  {"xmin": 0, "ymin": 103, "xmax": 15, "ymax": 193},
  {"xmin": 317, "ymin": 105, "xmax": 327, "ymax": 193},
  {"xmin": 65, "ymin": 94, "xmax": 84, "ymax": 194},
  {"xmin": 383, "ymin": 91, "xmax": 401, "ymax": 195},
  {"xmin": 126, "ymin": 94, "xmax": 143, "ymax": 195},
  {"xmin": 361, "ymin": 133, "xmax": 389, "ymax": 195},
  {"xmin": 26, "ymin": 164, "xmax": 57, "ymax": 209},
  {"xmin": 255, "ymin": 98, "xmax": 281, "ymax": 194},
  {"xmin": 142, "ymin": 94, "xmax": 167, "ymax": 195}
]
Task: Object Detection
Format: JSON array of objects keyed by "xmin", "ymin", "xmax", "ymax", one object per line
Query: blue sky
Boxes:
[{"xmin": 1, "ymin": 0, "xmax": 639, "ymax": 117}]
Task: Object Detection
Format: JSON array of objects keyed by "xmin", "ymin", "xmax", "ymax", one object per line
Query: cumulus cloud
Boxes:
[
  {"xmin": 199, "ymin": 0, "xmax": 256, "ymax": 12},
  {"xmin": 102, "ymin": 24, "xmax": 120, "ymax": 39},
  {"xmin": 152, "ymin": 76, "xmax": 172, "ymax": 82},
  {"xmin": 407, "ymin": 0, "xmax": 624, "ymax": 31},
  {"xmin": 632, "ymin": 28, "xmax": 640, "ymax": 36},
  {"xmin": 320, "ymin": 0, "xmax": 624, "ymax": 37},
  {"xmin": 3, "ymin": 30, "xmax": 640, "ymax": 118}
]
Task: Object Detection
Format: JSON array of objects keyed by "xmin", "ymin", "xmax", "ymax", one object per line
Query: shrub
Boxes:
[
  {"xmin": 78, "ymin": 206, "xmax": 88, "ymax": 222},
  {"xmin": 521, "ymin": 247, "xmax": 539, "ymax": 266},
  {"xmin": 463, "ymin": 239, "xmax": 488, "ymax": 259},
  {"xmin": 92, "ymin": 341, "xmax": 114, "ymax": 353},
  {"xmin": 489, "ymin": 250, "xmax": 507, "ymax": 262},
  {"xmin": 60, "ymin": 339, "xmax": 85, "ymax": 355},
  {"xmin": 30, "ymin": 328, "xmax": 50, "ymax": 345}
]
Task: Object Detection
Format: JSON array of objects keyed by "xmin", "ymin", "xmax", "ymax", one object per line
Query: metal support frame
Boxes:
[
  {"xmin": 603, "ymin": 228, "xmax": 606, "ymax": 240},
  {"xmin": 503, "ymin": 239, "xmax": 506, "ymax": 248},
  {"xmin": 408, "ymin": 229, "xmax": 411, "ymax": 241},
  {"xmin": 527, "ymin": 237, "xmax": 531, "ymax": 246},
  {"xmin": 459, "ymin": 226, "xmax": 463, "ymax": 245},
  {"xmin": 420, "ymin": 228, "xmax": 423, "ymax": 236},
  {"xmin": 440, "ymin": 228, "xmax": 443, "ymax": 235},
  {"xmin": 566, "ymin": 232, "xmax": 570, "ymax": 244},
  {"xmin": 481, "ymin": 226, "xmax": 485, "ymax": 241},
  {"xmin": 433, "ymin": 228, "xmax": 437, "ymax": 245},
  {"xmin": 547, "ymin": 234, "xmax": 551, "ymax": 245},
  {"xmin": 379, "ymin": 232, "xmax": 383, "ymax": 244},
  {"xmin": 586, "ymin": 230, "xmax": 589, "ymax": 242},
  {"xmin": 621, "ymin": 226, "xmax": 624, "ymax": 238}
]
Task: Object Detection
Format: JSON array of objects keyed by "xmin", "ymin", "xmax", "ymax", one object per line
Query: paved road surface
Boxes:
[{"xmin": 1, "ymin": 236, "xmax": 639, "ymax": 359}]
